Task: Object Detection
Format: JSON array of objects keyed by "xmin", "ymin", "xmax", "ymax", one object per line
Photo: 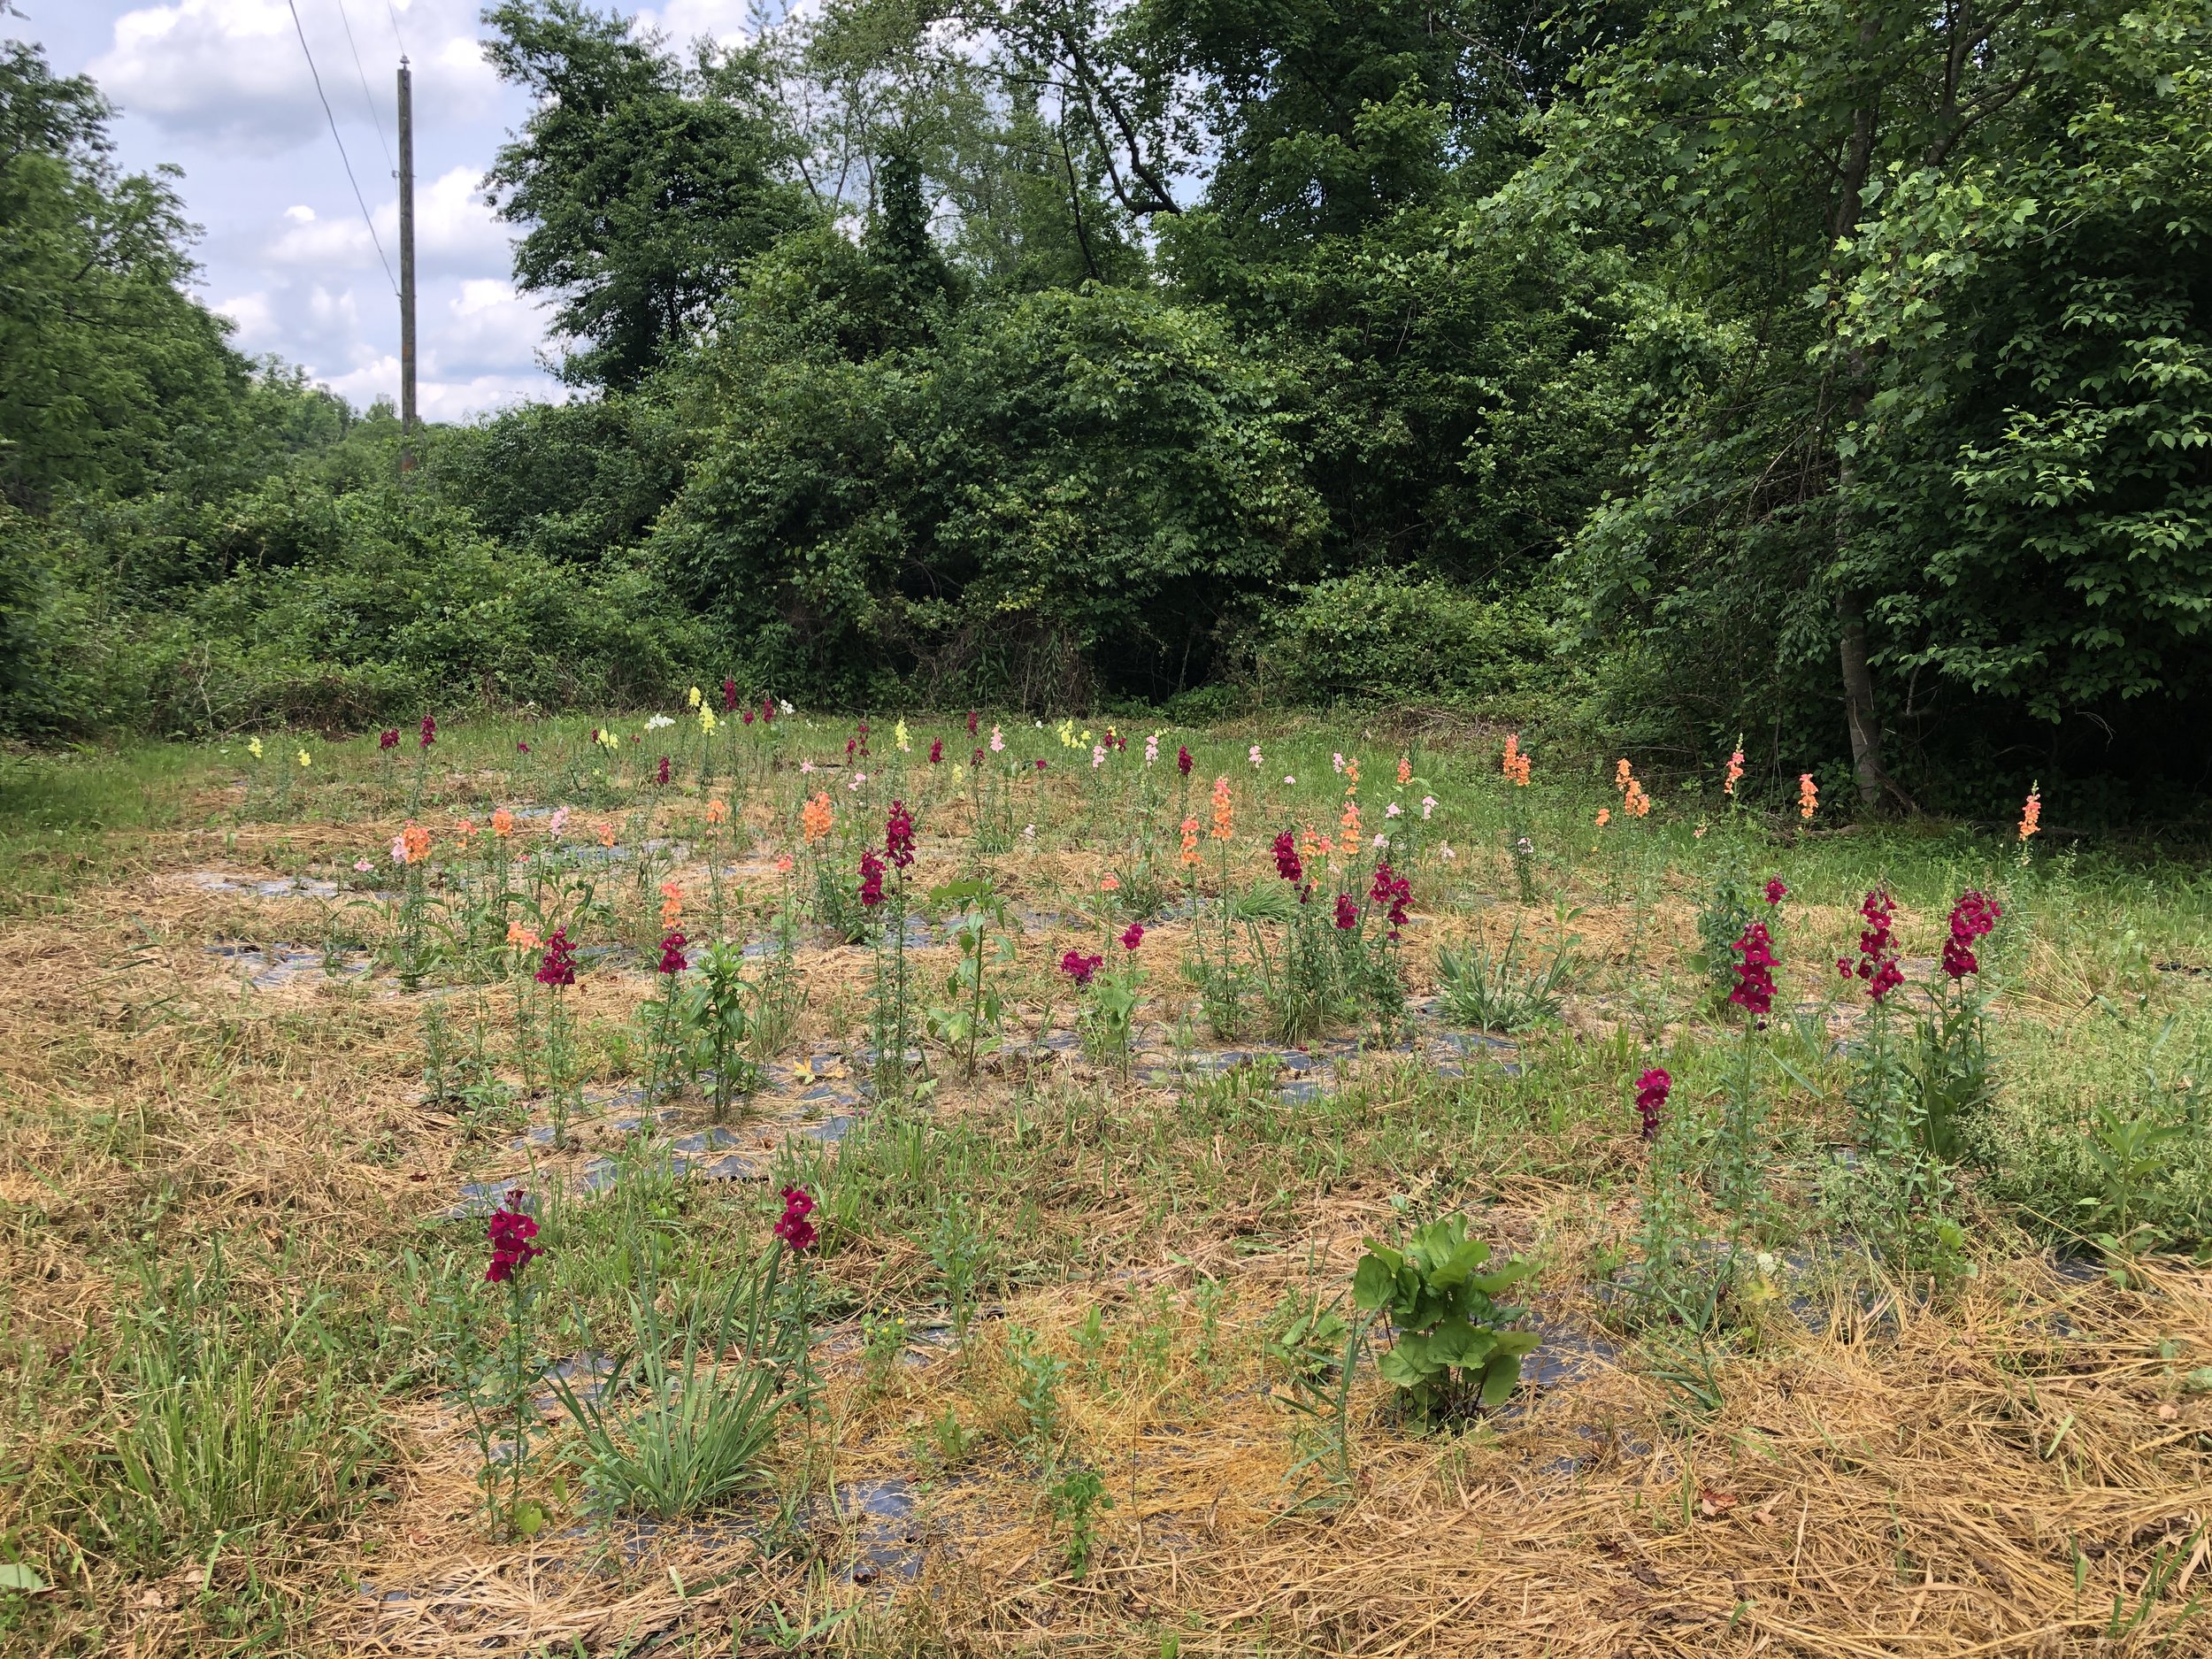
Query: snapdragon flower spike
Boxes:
[
  {"xmin": 1855, "ymin": 888, "xmax": 1902, "ymax": 1002},
  {"xmin": 966, "ymin": 710, "xmax": 980, "ymax": 736},
  {"xmin": 858, "ymin": 849, "xmax": 887, "ymax": 909},
  {"xmin": 1120, "ymin": 921, "xmax": 1144, "ymax": 951},
  {"xmin": 1177, "ymin": 745, "xmax": 1193, "ymax": 776},
  {"xmin": 656, "ymin": 757, "xmax": 671, "ymax": 786},
  {"xmin": 1368, "ymin": 862, "xmax": 1412, "ymax": 938},
  {"xmin": 722, "ymin": 677, "xmax": 737, "ymax": 711},
  {"xmin": 1633, "ymin": 1067, "xmax": 1671, "ymax": 1141},
  {"xmin": 929, "ymin": 738, "xmax": 942, "ymax": 764},
  {"xmin": 886, "ymin": 800, "xmax": 917, "ymax": 870},
  {"xmin": 486, "ymin": 1191, "xmax": 543, "ymax": 1283},
  {"xmin": 1061, "ymin": 949, "xmax": 1103, "ymax": 987},
  {"xmin": 774, "ymin": 1186, "xmax": 818, "ymax": 1251},
  {"xmin": 1729, "ymin": 921, "xmax": 1778, "ymax": 1018},
  {"xmin": 1272, "ymin": 830, "xmax": 1302, "ymax": 883},
  {"xmin": 1333, "ymin": 893, "xmax": 1359, "ymax": 931},
  {"xmin": 379, "ymin": 728, "xmax": 399, "ymax": 750},
  {"xmin": 536, "ymin": 928, "xmax": 579, "ymax": 987},
  {"xmin": 1942, "ymin": 888, "xmax": 2001, "ymax": 979},
  {"xmin": 658, "ymin": 931, "xmax": 688, "ymax": 974},
  {"xmin": 1763, "ymin": 878, "xmax": 1788, "ymax": 905}
]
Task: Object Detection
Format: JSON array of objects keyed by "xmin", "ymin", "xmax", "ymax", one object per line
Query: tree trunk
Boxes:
[{"xmin": 1836, "ymin": 588, "xmax": 1885, "ymax": 809}]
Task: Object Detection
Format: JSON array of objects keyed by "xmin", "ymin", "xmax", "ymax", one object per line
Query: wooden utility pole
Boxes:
[{"xmin": 396, "ymin": 58, "xmax": 417, "ymax": 472}]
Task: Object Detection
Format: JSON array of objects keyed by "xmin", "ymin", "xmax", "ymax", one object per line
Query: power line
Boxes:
[
  {"xmin": 331, "ymin": 0, "xmax": 396, "ymax": 177},
  {"xmin": 382, "ymin": 0, "xmax": 410, "ymax": 58},
  {"xmin": 284, "ymin": 0, "xmax": 397, "ymax": 296}
]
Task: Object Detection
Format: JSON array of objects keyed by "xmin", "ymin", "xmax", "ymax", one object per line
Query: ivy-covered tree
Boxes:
[{"xmin": 482, "ymin": 1, "xmax": 814, "ymax": 388}]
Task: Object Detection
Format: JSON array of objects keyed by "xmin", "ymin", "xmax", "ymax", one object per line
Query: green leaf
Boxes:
[
  {"xmin": 1470, "ymin": 1259, "xmax": 1536, "ymax": 1296},
  {"xmin": 1352, "ymin": 1249, "xmax": 1400, "ymax": 1312},
  {"xmin": 0, "ymin": 1563, "xmax": 47, "ymax": 1594},
  {"xmin": 1478, "ymin": 1351, "xmax": 1526, "ymax": 1409},
  {"xmin": 1427, "ymin": 1319, "xmax": 1496, "ymax": 1370},
  {"xmin": 1376, "ymin": 1343, "xmax": 1433, "ymax": 1388}
]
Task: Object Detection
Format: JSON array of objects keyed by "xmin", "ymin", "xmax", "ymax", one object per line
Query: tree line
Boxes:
[{"xmin": 2, "ymin": 1, "xmax": 2207, "ymax": 818}]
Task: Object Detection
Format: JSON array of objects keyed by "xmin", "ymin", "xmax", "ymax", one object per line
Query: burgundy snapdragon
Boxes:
[
  {"xmin": 379, "ymin": 728, "xmax": 399, "ymax": 751},
  {"xmin": 928, "ymin": 738, "xmax": 943, "ymax": 764},
  {"xmin": 1763, "ymin": 877, "xmax": 1788, "ymax": 905},
  {"xmin": 1633, "ymin": 1067, "xmax": 1671, "ymax": 1141},
  {"xmin": 1333, "ymin": 892, "xmax": 1359, "ymax": 931},
  {"xmin": 1729, "ymin": 921, "xmax": 1778, "ymax": 1018},
  {"xmin": 1272, "ymin": 830, "xmax": 1302, "ymax": 882},
  {"xmin": 486, "ymin": 1191, "xmax": 543, "ymax": 1283},
  {"xmin": 965, "ymin": 710, "xmax": 979, "ymax": 737},
  {"xmin": 655, "ymin": 757, "xmax": 671, "ymax": 786},
  {"xmin": 774, "ymin": 1186, "xmax": 818, "ymax": 1252},
  {"xmin": 419, "ymin": 714, "xmax": 436, "ymax": 749},
  {"xmin": 885, "ymin": 800, "xmax": 916, "ymax": 870},
  {"xmin": 1177, "ymin": 746, "xmax": 1193, "ymax": 776},
  {"xmin": 1855, "ymin": 888, "xmax": 1902, "ymax": 1002},
  {"xmin": 535, "ymin": 928, "xmax": 579, "ymax": 987},
  {"xmin": 1942, "ymin": 888, "xmax": 2001, "ymax": 979},
  {"xmin": 657, "ymin": 931, "xmax": 688, "ymax": 974},
  {"xmin": 859, "ymin": 849, "xmax": 886, "ymax": 908},
  {"xmin": 1061, "ymin": 949, "xmax": 1103, "ymax": 986},
  {"xmin": 1119, "ymin": 921, "xmax": 1144, "ymax": 950},
  {"xmin": 1369, "ymin": 862, "xmax": 1412, "ymax": 939}
]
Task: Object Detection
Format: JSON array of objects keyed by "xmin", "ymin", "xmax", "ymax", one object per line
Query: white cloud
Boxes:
[
  {"xmin": 428, "ymin": 279, "xmax": 552, "ymax": 379},
  {"xmin": 212, "ymin": 289, "xmax": 277, "ymax": 344},
  {"xmin": 261, "ymin": 164, "xmax": 506, "ymax": 279},
  {"xmin": 632, "ymin": 1, "xmax": 765, "ymax": 47},
  {"xmin": 90, "ymin": 0, "xmax": 500, "ymax": 150}
]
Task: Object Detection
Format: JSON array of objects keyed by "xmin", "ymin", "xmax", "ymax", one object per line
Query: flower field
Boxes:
[{"xmin": 2, "ymin": 711, "xmax": 2210, "ymax": 1657}]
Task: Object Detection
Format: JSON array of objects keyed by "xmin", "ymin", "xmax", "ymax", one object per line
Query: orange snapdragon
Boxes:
[
  {"xmin": 1723, "ymin": 739, "xmax": 1744, "ymax": 798},
  {"xmin": 800, "ymin": 792, "xmax": 833, "ymax": 844},
  {"xmin": 1797, "ymin": 773, "xmax": 1818, "ymax": 821},
  {"xmin": 704, "ymin": 798, "xmax": 728, "ymax": 826},
  {"xmin": 659, "ymin": 881, "xmax": 683, "ymax": 927},
  {"xmin": 1210, "ymin": 776, "xmax": 1233, "ymax": 841},
  {"xmin": 1501, "ymin": 734, "xmax": 1531, "ymax": 787},
  {"xmin": 1179, "ymin": 815, "xmax": 1202, "ymax": 866},
  {"xmin": 491, "ymin": 808, "xmax": 514, "ymax": 839},
  {"xmin": 1339, "ymin": 798, "xmax": 1362, "ymax": 856},
  {"xmin": 402, "ymin": 823, "xmax": 431, "ymax": 864},
  {"xmin": 2018, "ymin": 782, "xmax": 2042, "ymax": 844}
]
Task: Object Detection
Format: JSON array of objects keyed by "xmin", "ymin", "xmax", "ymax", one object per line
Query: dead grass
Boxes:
[{"xmin": 1, "ymin": 738, "xmax": 2208, "ymax": 1656}]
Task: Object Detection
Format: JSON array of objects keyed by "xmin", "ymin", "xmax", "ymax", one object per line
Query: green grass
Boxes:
[{"xmin": 4, "ymin": 710, "xmax": 2210, "ymax": 1655}]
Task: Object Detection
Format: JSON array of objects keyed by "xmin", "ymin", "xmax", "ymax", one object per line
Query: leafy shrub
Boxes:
[
  {"xmin": 1256, "ymin": 569, "xmax": 1561, "ymax": 706},
  {"xmin": 1354, "ymin": 1217, "xmax": 1540, "ymax": 1421}
]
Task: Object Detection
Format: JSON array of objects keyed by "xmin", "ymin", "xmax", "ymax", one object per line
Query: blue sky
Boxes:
[{"xmin": 5, "ymin": 1, "xmax": 764, "ymax": 420}]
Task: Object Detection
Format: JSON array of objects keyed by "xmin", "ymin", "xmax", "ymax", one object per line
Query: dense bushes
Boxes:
[
  {"xmin": 1256, "ymin": 572, "xmax": 1563, "ymax": 707},
  {"xmin": 6, "ymin": 480, "xmax": 703, "ymax": 740},
  {"xmin": 656, "ymin": 281, "xmax": 1325, "ymax": 705}
]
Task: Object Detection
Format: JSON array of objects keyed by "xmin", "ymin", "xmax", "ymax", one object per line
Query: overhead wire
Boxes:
[
  {"xmin": 284, "ymin": 0, "xmax": 398, "ymax": 295},
  {"xmin": 330, "ymin": 0, "xmax": 396, "ymax": 177}
]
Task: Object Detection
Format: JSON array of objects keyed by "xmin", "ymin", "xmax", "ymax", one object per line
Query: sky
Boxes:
[{"xmin": 4, "ymin": 0, "xmax": 766, "ymax": 421}]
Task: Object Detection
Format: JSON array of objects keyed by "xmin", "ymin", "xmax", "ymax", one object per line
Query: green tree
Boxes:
[
  {"xmin": 482, "ymin": 1, "xmax": 814, "ymax": 388},
  {"xmin": 0, "ymin": 42, "xmax": 245, "ymax": 509},
  {"xmin": 1510, "ymin": 0, "xmax": 2200, "ymax": 808}
]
